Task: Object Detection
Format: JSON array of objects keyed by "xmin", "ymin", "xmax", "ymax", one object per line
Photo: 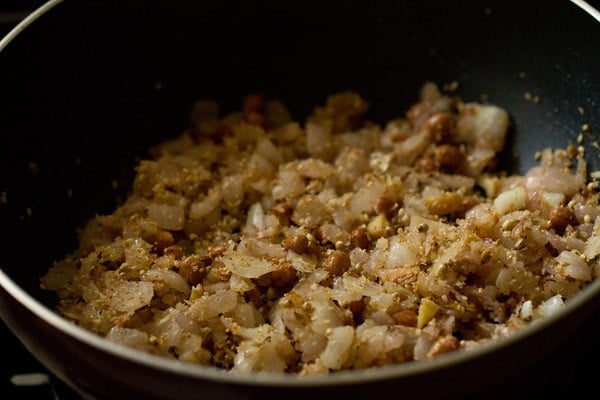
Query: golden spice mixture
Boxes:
[{"xmin": 41, "ymin": 82, "xmax": 599, "ymax": 374}]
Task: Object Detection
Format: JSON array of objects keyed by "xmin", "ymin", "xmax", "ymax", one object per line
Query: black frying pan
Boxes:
[{"xmin": 1, "ymin": 1, "xmax": 599, "ymax": 399}]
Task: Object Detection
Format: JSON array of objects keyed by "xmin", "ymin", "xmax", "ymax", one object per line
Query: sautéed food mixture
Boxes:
[{"xmin": 41, "ymin": 82, "xmax": 599, "ymax": 374}]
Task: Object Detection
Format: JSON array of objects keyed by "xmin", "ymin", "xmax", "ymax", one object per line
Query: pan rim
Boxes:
[
  {"xmin": 0, "ymin": 0, "xmax": 63, "ymax": 53},
  {"xmin": 2, "ymin": 267, "xmax": 599, "ymax": 387},
  {"xmin": 571, "ymin": 0, "xmax": 600, "ymax": 23},
  {"xmin": 1, "ymin": 0, "xmax": 600, "ymax": 390}
]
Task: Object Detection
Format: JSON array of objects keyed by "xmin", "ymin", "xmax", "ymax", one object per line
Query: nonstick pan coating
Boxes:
[{"xmin": 0, "ymin": 1, "xmax": 599, "ymax": 399}]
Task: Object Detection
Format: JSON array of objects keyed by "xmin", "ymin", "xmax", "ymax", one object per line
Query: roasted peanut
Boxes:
[
  {"xmin": 433, "ymin": 144, "xmax": 463, "ymax": 172},
  {"xmin": 270, "ymin": 202, "xmax": 292, "ymax": 226},
  {"xmin": 163, "ymin": 245, "xmax": 183, "ymax": 260},
  {"xmin": 306, "ymin": 240, "xmax": 323, "ymax": 257},
  {"xmin": 245, "ymin": 111, "xmax": 267, "ymax": 127},
  {"xmin": 424, "ymin": 112, "xmax": 455, "ymax": 143},
  {"xmin": 407, "ymin": 102, "xmax": 430, "ymax": 129},
  {"xmin": 151, "ymin": 231, "xmax": 175, "ymax": 254},
  {"xmin": 415, "ymin": 155, "xmax": 437, "ymax": 173},
  {"xmin": 243, "ymin": 93, "xmax": 265, "ymax": 114},
  {"xmin": 350, "ymin": 226, "xmax": 370, "ymax": 249},
  {"xmin": 269, "ymin": 261, "xmax": 297, "ymax": 288},
  {"xmin": 451, "ymin": 195, "xmax": 480, "ymax": 220},
  {"xmin": 347, "ymin": 298, "xmax": 366, "ymax": 324},
  {"xmin": 324, "ymin": 250, "xmax": 351, "ymax": 276},
  {"xmin": 243, "ymin": 93, "xmax": 268, "ymax": 128},
  {"xmin": 178, "ymin": 255, "xmax": 207, "ymax": 286},
  {"xmin": 549, "ymin": 206, "xmax": 578, "ymax": 234},
  {"xmin": 375, "ymin": 196, "xmax": 399, "ymax": 220},
  {"xmin": 391, "ymin": 309, "xmax": 418, "ymax": 327},
  {"xmin": 282, "ymin": 235, "xmax": 309, "ymax": 254}
]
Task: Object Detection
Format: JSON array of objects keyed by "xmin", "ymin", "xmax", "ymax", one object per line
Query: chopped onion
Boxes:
[
  {"xmin": 221, "ymin": 251, "xmax": 276, "ymax": 278},
  {"xmin": 319, "ymin": 326, "xmax": 355, "ymax": 370},
  {"xmin": 108, "ymin": 281, "xmax": 154, "ymax": 312},
  {"xmin": 525, "ymin": 167, "xmax": 581, "ymax": 198},
  {"xmin": 148, "ymin": 203, "xmax": 185, "ymax": 231},
  {"xmin": 537, "ymin": 294, "xmax": 564, "ymax": 317}
]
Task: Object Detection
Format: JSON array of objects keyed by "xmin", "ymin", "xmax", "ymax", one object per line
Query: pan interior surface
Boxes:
[
  {"xmin": 1, "ymin": 0, "xmax": 598, "ymax": 301},
  {"xmin": 0, "ymin": 0, "xmax": 599, "ymax": 396}
]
